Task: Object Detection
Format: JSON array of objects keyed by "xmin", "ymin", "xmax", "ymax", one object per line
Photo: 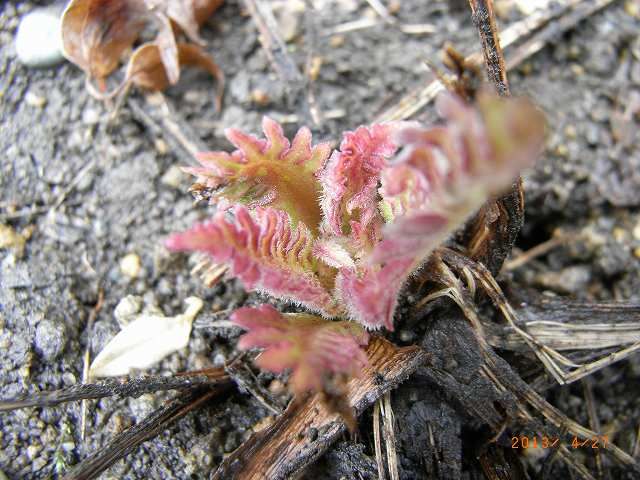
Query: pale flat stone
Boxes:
[{"xmin": 15, "ymin": 7, "xmax": 65, "ymax": 68}]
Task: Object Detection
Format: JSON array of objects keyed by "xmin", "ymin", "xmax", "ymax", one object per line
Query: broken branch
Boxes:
[
  {"xmin": 211, "ymin": 337, "xmax": 428, "ymax": 479},
  {"xmin": 0, "ymin": 368, "xmax": 227, "ymax": 412}
]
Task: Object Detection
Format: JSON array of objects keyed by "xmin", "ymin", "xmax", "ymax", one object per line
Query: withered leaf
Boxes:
[
  {"xmin": 89, "ymin": 297, "xmax": 203, "ymax": 378},
  {"xmin": 193, "ymin": 0, "xmax": 225, "ymax": 26},
  {"xmin": 61, "ymin": 0, "xmax": 225, "ymax": 100},
  {"xmin": 127, "ymin": 42, "xmax": 225, "ymax": 110},
  {"xmin": 61, "ymin": 0, "xmax": 147, "ymax": 79},
  {"xmin": 154, "ymin": 12, "xmax": 180, "ymax": 84}
]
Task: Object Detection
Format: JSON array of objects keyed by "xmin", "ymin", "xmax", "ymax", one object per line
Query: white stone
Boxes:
[
  {"xmin": 15, "ymin": 7, "xmax": 65, "ymax": 68},
  {"xmin": 114, "ymin": 295, "xmax": 143, "ymax": 328},
  {"xmin": 120, "ymin": 253, "xmax": 142, "ymax": 278}
]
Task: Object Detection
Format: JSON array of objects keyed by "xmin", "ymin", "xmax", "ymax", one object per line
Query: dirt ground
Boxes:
[{"xmin": 1, "ymin": 0, "xmax": 639, "ymax": 479}]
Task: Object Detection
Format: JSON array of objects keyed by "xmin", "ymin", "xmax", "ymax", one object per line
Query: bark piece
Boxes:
[{"xmin": 211, "ymin": 336, "xmax": 428, "ymax": 480}]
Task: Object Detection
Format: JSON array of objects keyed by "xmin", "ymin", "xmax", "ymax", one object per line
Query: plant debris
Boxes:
[
  {"xmin": 60, "ymin": 0, "xmax": 224, "ymax": 107},
  {"xmin": 89, "ymin": 296, "xmax": 203, "ymax": 377}
]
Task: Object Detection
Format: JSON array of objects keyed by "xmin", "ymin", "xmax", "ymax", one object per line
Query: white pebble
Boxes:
[
  {"xmin": 120, "ymin": 253, "xmax": 142, "ymax": 279},
  {"xmin": 161, "ymin": 165, "xmax": 187, "ymax": 189},
  {"xmin": 114, "ymin": 295, "xmax": 143, "ymax": 327},
  {"xmin": 15, "ymin": 7, "xmax": 64, "ymax": 68},
  {"xmin": 24, "ymin": 91, "xmax": 47, "ymax": 108}
]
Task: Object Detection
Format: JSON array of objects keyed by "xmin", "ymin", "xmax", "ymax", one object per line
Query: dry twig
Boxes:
[
  {"xmin": 381, "ymin": 392, "xmax": 400, "ymax": 480},
  {"xmin": 81, "ymin": 288, "xmax": 104, "ymax": 441},
  {"xmin": 243, "ymin": 0, "xmax": 304, "ymax": 90},
  {"xmin": 0, "ymin": 368, "xmax": 228, "ymax": 412},
  {"xmin": 211, "ymin": 337, "xmax": 428, "ymax": 479},
  {"xmin": 373, "ymin": 399, "xmax": 386, "ymax": 480},
  {"xmin": 62, "ymin": 388, "xmax": 225, "ymax": 480}
]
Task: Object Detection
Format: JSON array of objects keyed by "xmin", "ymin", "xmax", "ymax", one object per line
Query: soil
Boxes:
[{"xmin": 1, "ymin": 0, "xmax": 639, "ymax": 479}]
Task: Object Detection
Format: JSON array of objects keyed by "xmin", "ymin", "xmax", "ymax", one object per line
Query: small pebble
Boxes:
[
  {"xmin": 534, "ymin": 265, "xmax": 591, "ymax": 294},
  {"xmin": 612, "ymin": 227, "xmax": 627, "ymax": 243},
  {"xmin": 161, "ymin": 165, "xmax": 187, "ymax": 189},
  {"xmin": 567, "ymin": 44, "xmax": 581, "ymax": 60},
  {"xmin": 308, "ymin": 56, "xmax": 323, "ymax": 82},
  {"xmin": 212, "ymin": 352, "xmax": 226, "ymax": 367},
  {"xmin": 0, "ymin": 224, "xmax": 31, "ymax": 257},
  {"xmin": 625, "ymin": 0, "xmax": 640, "ymax": 18},
  {"xmin": 329, "ymin": 35, "xmax": 345, "ymax": 48},
  {"xmin": 26, "ymin": 444, "xmax": 40, "ymax": 460},
  {"xmin": 275, "ymin": 0, "xmax": 304, "ymax": 42},
  {"xmin": 34, "ymin": 319, "xmax": 67, "ymax": 361},
  {"xmin": 24, "ymin": 91, "xmax": 47, "ymax": 108},
  {"xmin": 570, "ymin": 63, "xmax": 584, "ymax": 77},
  {"xmin": 584, "ymin": 124, "xmax": 599, "ymax": 146},
  {"xmin": 120, "ymin": 253, "xmax": 142, "ymax": 278},
  {"xmin": 398, "ymin": 330, "xmax": 415, "ymax": 342},
  {"xmin": 82, "ymin": 107, "xmax": 101, "ymax": 126},
  {"xmin": 555, "ymin": 144, "xmax": 569, "ymax": 158},
  {"xmin": 564, "ymin": 125, "xmax": 577, "ymax": 139},
  {"xmin": 114, "ymin": 295, "xmax": 143, "ymax": 327},
  {"xmin": 15, "ymin": 6, "xmax": 65, "ymax": 68},
  {"xmin": 268, "ymin": 379, "xmax": 286, "ymax": 395},
  {"xmin": 250, "ymin": 89, "xmax": 270, "ymax": 106},
  {"xmin": 154, "ymin": 138, "xmax": 168, "ymax": 155}
]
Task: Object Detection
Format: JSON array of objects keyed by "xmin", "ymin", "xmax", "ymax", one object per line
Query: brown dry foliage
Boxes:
[{"xmin": 61, "ymin": 0, "xmax": 224, "ymax": 106}]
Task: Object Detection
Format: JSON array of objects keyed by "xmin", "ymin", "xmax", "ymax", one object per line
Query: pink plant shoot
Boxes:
[
  {"xmin": 167, "ymin": 91, "xmax": 544, "ymax": 392},
  {"xmin": 232, "ymin": 305, "xmax": 369, "ymax": 394}
]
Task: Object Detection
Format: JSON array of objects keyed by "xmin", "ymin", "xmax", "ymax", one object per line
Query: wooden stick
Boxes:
[
  {"xmin": 464, "ymin": 0, "xmax": 523, "ymax": 276},
  {"xmin": 211, "ymin": 337, "xmax": 428, "ymax": 480},
  {"xmin": 243, "ymin": 0, "xmax": 304, "ymax": 89},
  {"xmin": 62, "ymin": 388, "xmax": 225, "ymax": 480},
  {"xmin": 0, "ymin": 368, "xmax": 228, "ymax": 412},
  {"xmin": 468, "ymin": 0, "xmax": 510, "ymax": 96}
]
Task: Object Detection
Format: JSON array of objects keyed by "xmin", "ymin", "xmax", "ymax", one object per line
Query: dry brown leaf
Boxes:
[
  {"xmin": 61, "ymin": 0, "xmax": 225, "ymax": 103},
  {"xmin": 155, "ymin": 12, "xmax": 180, "ymax": 84},
  {"xmin": 61, "ymin": 0, "xmax": 147, "ymax": 80},
  {"xmin": 164, "ymin": 1, "xmax": 203, "ymax": 44},
  {"xmin": 192, "ymin": 0, "xmax": 225, "ymax": 27},
  {"xmin": 127, "ymin": 42, "xmax": 225, "ymax": 110}
]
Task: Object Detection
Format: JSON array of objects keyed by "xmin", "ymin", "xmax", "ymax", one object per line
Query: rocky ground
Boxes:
[{"xmin": 1, "ymin": 0, "xmax": 639, "ymax": 478}]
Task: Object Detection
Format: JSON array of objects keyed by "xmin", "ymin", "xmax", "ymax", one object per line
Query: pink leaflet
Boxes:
[
  {"xmin": 165, "ymin": 206, "xmax": 336, "ymax": 315},
  {"xmin": 335, "ymin": 258, "xmax": 414, "ymax": 331},
  {"xmin": 369, "ymin": 213, "xmax": 449, "ymax": 265},
  {"xmin": 373, "ymin": 92, "xmax": 545, "ymax": 265},
  {"xmin": 319, "ymin": 123, "xmax": 400, "ymax": 246},
  {"xmin": 232, "ymin": 305, "xmax": 369, "ymax": 393},
  {"xmin": 184, "ymin": 116, "xmax": 331, "ymax": 230}
]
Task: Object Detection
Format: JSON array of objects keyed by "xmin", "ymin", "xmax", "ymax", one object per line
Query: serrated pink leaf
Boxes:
[
  {"xmin": 185, "ymin": 117, "xmax": 331, "ymax": 231},
  {"xmin": 166, "ymin": 206, "xmax": 336, "ymax": 315},
  {"xmin": 335, "ymin": 258, "xmax": 414, "ymax": 331},
  {"xmin": 373, "ymin": 91, "xmax": 545, "ymax": 265},
  {"xmin": 232, "ymin": 305, "xmax": 369, "ymax": 393},
  {"xmin": 319, "ymin": 123, "xmax": 402, "ymax": 248}
]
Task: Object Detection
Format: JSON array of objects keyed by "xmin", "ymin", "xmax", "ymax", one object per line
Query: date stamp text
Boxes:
[{"xmin": 511, "ymin": 435, "xmax": 609, "ymax": 449}]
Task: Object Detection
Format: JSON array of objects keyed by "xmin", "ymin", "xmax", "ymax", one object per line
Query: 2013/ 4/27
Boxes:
[{"xmin": 511, "ymin": 435, "xmax": 609, "ymax": 449}]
